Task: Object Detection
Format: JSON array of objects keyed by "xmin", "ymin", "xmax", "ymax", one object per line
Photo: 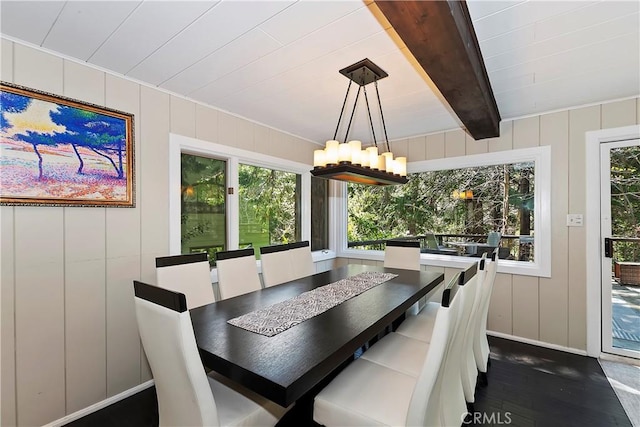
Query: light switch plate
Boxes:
[{"xmin": 567, "ymin": 214, "xmax": 583, "ymax": 227}]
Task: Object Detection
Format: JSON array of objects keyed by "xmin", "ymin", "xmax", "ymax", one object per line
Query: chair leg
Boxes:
[
  {"xmin": 478, "ymin": 371, "xmax": 488, "ymax": 387},
  {"xmin": 465, "ymin": 402, "xmax": 475, "ymax": 424}
]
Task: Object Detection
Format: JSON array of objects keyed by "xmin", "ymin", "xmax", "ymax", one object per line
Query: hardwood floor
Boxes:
[{"xmin": 64, "ymin": 336, "xmax": 632, "ymax": 427}]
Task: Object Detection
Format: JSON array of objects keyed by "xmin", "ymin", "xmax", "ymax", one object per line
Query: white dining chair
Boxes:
[
  {"xmin": 383, "ymin": 240, "xmax": 420, "ymax": 271},
  {"xmin": 215, "ymin": 248, "xmax": 262, "ymax": 300},
  {"xmin": 288, "ymin": 241, "xmax": 314, "ymax": 280},
  {"xmin": 384, "ymin": 239, "xmax": 423, "ymax": 315},
  {"xmin": 438, "ymin": 263, "xmax": 479, "ymax": 426},
  {"xmin": 313, "ymin": 272, "xmax": 463, "ymax": 426},
  {"xmin": 133, "ymin": 281, "xmax": 290, "ymax": 427},
  {"xmin": 474, "ymin": 248, "xmax": 499, "ymax": 385},
  {"xmin": 394, "ymin": 262, "xmax": 478, "ymax": 345},
  {"xmin": 460, "ymin": 256, "xmax": 488, "ymax": 408},
  {"xmin": 370, "ymin": 262, "xmax": 477, "ymax": 424},
  {"xmin": 359, "ymin": 273, "xmax": 462, "ymax": 378},
  {"xmin": 155, "ymin": 253, "xmax": 215, "ymax": 309},
  {"xmin": 260, "ymin": 243, "xmax": 293, "ymax": 287}
]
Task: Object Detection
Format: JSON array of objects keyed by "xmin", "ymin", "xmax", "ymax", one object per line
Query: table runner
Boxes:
[{"xmin": 227, "ymin": 271, "xmax": 398, "ymax": 337}]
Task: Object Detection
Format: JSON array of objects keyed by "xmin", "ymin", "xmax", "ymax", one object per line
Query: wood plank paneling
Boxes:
[
  {"xmin": 512, "ymin": 276, "xmax": 539, "ymax": 340},
  {"xmin": 14, "ymin": 43, "xmax": 63, "ymax": 92},
  {"xmin": 292, "ymin": 139, "xmax": 317, "ymax": 165},
  {"xmin": 567, "ymin": 105, "xmax": 600, "ymax": 350},
  {"xmin": 538, "ymin": 111, "xmax": 569, "ymax": 346},
  {"xmin": 513, "ymin": 116, "xmax": 540, "ymax": 149},
  {"xmin": 425, "ymin": 133, "xmax": 445, "ymax": 160},
  {"xmin": 444, "ymin": 129, "xmax": 466, "ymax": 158},
  {"xmin": 601, "ymin": 99, "xmax": 637, "ymax": 129},
  {"xmin": 63, "ymin": 60, "xmax": 104, "ymax": 103},
  {"xmin": 195, "ymin": 103, "xmax": 218, "ymax": 142},
  {"xmin": 65, "ymin": 259, "xmax": 107, "ymax": 413},
  {"xmin": 140, "ymin": 86, "xmax": 170, "ymax": 257},
  {"xmin": 238, "ymin": 116, "xmax": 256, "ymax": 154},
  {"xmin": 407, "ymin": 136, "xmax": 427, "ymax": 161},
  {"xmin": 170, "ymin": 95, "xmax": 196, "ymax": 137},
  {"xmin": 220, "ymin": 111, "xmax": 256, "ymax": 152},
  {"xmin": 64, "ymin": 208, "xmax": 106, "ymax": 262},
  {"xmin": 488, "ymin": 120, "xmax": 513, "ymax": 152},
  {"xmin": 487, "ymin": 273, "xmax": 512, "ymax": 334},
  {"xmin": 1, "ymin": 38, "xmax": 13, "ymax": 81},
  {"xmin": 12, "ymin": 45, "xmax": 66, "ymax": 426},
  {"xmin": 15, "ymin": 208, "xmax": 65, "ymax": 426},
  {"xmin": 390, "ymin": 138, "xmax": 408, "ymax": 158},
  {"xmin": 465, "ymin": 133, "xmax": 488, "ymax": 155},
  {"xmin": 1, "ymin": 207, "xmax": 16, "ymax": 427},
  {"xmin": 106, "ymin": 255, "xmax": 141, "ymax": 397},
  {"xmin": 64, "ymin": 207, "xmax": 107, "ymax": 414}
]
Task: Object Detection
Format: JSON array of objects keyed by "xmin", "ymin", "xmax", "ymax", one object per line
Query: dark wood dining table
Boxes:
[{"xmin": 190, "ymin": 264, "xmax": 444, "ymax": 408}]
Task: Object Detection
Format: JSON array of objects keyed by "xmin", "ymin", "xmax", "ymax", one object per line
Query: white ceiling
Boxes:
[{"xmin": 1, "ymin": 0, "xmax": 638, "ymax": 146}]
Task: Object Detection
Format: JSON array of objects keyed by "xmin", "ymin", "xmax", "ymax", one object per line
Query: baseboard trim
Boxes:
[
  {"xmin": 488, "ymin": 331, "xmax": 589, "ymax": 356},
  {"xmin": 43, "ymin": 380, "xmax": 155, "ymax": 427}
]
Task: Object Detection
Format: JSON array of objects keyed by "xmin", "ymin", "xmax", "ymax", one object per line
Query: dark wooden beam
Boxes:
[{"xmin": 373, "ymin": 0, "xmax": 501, "ymax": 140}]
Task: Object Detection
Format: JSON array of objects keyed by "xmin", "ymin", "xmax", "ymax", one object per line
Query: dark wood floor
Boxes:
[{"xmin": 65, "ymin": 336, "xmax": 632, "ymax": 427}]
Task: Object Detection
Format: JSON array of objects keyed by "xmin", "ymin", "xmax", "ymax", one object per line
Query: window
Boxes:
[
  {"xmin": 348, "ymin": 161, "xmax": 535, "ymax": 261},
  {"xmin": 180, "ymin": 153, "xmax": 226, "ymax": 263},
  {"xmin": 238, "ymin": 163, "xmax": 301, "ymax": 252},
  {"xmin": 339, "ymin": 146, "xmax": 551, "ymax": 277},
  {"xmin": 169, "ymin": 134, "xmax": 316, "ymax": 273}
]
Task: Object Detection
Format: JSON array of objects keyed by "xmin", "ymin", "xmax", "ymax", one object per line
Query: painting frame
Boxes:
[{"xmin": 0, "ymin": 81, "xmax": 135, "ymax": 207}]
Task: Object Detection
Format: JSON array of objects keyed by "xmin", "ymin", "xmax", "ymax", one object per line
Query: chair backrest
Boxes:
[
  {"xmin": 438, "ymin": 262, "xmax": 480, "ymax": 426},
  {"xmin": 474, "ymin": 250, "xmax": 499, "ymax": 362},
  {"xmin": 260, "ymin": 243, "xmax": 293, "ymax": 287},
  {"xmin": 133, "ymin": 281, "xmax": 219, "ymax": 426},
  {"xmin": 406, "ymin": 273, "xmax": 462, "ymax": 426},
  {"xmin": 487, "ymin": 231, "xmax": 501, "ymax": 247},
  {"xmin": 216, "ymin": 248, "xmax": 262, "ymax": 299},
  {"xmin": 288, "ymin": 241, "xmax": 314, "ymax": 280},
  {"xmin": 460, "ymin": 255, "xmax": 488, "ymax": 402},
  {"xmin": 384, "ymin": 240, "xmax": 420, "ymax": 271},
  {"xmin": 155, "ymin": 253, "xmax": 215, "ymax": 309}
]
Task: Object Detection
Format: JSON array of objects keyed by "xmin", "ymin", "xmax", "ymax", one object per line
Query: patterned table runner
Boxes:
[{"xmin": 227, "ymin": 271, "xmax": 398, "ymax": 337}]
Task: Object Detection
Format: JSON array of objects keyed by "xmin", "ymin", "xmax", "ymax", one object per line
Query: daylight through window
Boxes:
[{"xmin": 348, "ymin": 161, "xmax": 536, "ymax": 262}]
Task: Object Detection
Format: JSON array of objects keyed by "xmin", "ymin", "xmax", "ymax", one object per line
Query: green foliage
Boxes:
[
  {"xmin": 347, "ymin": 162, "xmax": 535, "ymax": 245},
  {"xmin": 610, "ymin": 145, "xmax": 640, "ymax": 262},
  {"xmin": 238, "ymin": 164, "xmax": 299, "ymax": 246}
]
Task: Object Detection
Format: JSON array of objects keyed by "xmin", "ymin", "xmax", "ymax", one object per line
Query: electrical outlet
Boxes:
[{"xmin": 567, "ymin": 214, "xmax": 583, "ymax": 227}]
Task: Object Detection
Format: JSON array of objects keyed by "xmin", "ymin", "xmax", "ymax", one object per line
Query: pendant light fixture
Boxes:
[{"xmin": 311, "ymin": 59, "xmax": 408, "ymax": 185}]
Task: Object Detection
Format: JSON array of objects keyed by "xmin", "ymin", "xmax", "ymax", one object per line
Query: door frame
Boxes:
[{"xmin": 586, "ymin": 125, "xmax": 640, "ymax": 358}]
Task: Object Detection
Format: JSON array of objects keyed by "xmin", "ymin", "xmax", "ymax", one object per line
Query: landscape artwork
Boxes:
[{"xmin": 0, "ymin": 82, "xmax": 134, "ymax": 207}]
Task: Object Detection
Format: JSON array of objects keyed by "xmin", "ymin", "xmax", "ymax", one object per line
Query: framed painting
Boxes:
[{"xmin": 0, "ymin": 81, "xmax": 135, "ymax": 207}]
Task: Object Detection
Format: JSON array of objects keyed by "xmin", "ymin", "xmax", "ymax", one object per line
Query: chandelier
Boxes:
[{"xmin": 311, "ymin": 59, "xmax": 408, "ymax": 185}]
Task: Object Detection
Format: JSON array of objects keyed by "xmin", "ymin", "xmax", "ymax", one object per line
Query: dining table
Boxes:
[{"xmin": 190, "ymin": 264, "xmax": 444, "ymax": 408}]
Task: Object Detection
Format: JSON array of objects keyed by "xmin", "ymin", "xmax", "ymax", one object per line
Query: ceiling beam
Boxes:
[{"xmin": 373, "ymin": 0, "xmax": 501, "ymax": 140}]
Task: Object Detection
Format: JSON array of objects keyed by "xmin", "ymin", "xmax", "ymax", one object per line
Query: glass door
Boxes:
[{"xmin": 600, "ymin": 138, "xmax": 640, "ymax": 358}]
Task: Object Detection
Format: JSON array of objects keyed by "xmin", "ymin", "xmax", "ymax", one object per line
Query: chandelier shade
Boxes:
[{"xmin": 310, "ymin": 58, "xmax": 408, "ymax": 186}]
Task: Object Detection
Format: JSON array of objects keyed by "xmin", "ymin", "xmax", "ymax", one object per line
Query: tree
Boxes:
[
  {"xmin": 0, "ymin": 91, "xmax": 31, "ymax": 130},
  {"xmin": 49, "ymin": 106, "xmax": 127, "ymax": 178}
]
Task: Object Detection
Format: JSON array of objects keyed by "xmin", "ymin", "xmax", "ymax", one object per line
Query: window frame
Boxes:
[
  {"xmin": 170, "ymin": 133, "xmax": 335, "ymax": 281},
  {"xmin": 336, "ymin": 146, "xmax": 552, "ymax": 277}
]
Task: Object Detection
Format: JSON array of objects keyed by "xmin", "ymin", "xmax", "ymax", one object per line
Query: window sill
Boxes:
[{"xmin": 339, "ymin": 248, "xmax": 549, "ymax": 278}]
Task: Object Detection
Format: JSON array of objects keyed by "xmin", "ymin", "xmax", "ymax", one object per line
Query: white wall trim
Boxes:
[
  {"xmin": 43, "ymin": 380, "xmax": 155, "ymax": 427},
  {"xmin": 585, "ymin": 125, "xmax": 640, "ymax": 358},
  {"xmin": 169, "ymin": 133, "xmax": 311, "ymax": 256},
  {"xmin": 488, "ymin": 331, "xmax": 588, "ymax": 357}
]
